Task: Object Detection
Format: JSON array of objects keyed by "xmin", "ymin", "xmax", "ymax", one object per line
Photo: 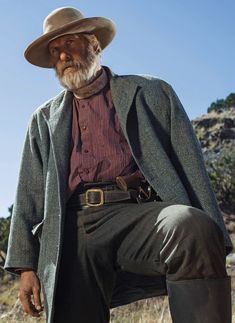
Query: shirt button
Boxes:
[
  {"xmin": 84, "ymin": 149, "xmax": 89, "ymax": 153},
  {"xmin": 82, "ymin": 125, "xmax": 87, "ymax": 130},
  {"xmin": 81, "ymin": 104, "xmax": 85, "ymax": 109},
  {"xmin": 84, "ymin": 168, "xmax": 89, "ymax": 174}
]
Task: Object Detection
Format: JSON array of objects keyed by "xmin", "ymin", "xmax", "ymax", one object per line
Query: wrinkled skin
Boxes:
[{"xmin": 19, "ymin": 270, "xmax": 44, "ymax": 317}]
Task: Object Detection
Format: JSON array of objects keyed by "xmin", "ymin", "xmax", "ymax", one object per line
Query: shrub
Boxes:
[
  {"xmin": 207, "ymin": 99, "xmax": 226, "ymax": 113},
  {"xmin": 225, "ymin": 93, "xmax": 235, "ymax": 108},
  {"xmin": 0, "ymin": 205, "xmax": 13, "ymax": 254},
  {"xmin": 207, "ymin": 93, "xmax": 235, "ymax": 113},
  {"xmin": 206, "ymin": 148, "xmax": 235, "ymax": 206}
]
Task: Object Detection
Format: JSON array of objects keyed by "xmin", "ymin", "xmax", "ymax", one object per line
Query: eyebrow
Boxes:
[{"xmin": 50, "ymin": 35, "xmax": 78, "ymax": 46}]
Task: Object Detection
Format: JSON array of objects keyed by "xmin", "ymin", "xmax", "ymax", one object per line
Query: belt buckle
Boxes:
[{"xmin": 85, "ymin": 188, "xmax": 105, "ymax": 207}]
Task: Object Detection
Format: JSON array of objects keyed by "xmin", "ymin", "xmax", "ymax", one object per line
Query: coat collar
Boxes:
[
  {"xmin": 105, "ymin": 67, "xmax": 141, "ymax": 135},
  {"xmin": 43, "ymin": 68, "xmax": 140, "ymax": 124},
  {"xmin": 43, "ymin": 69, "xmax": 141, "ymax": 137},
  {"xmin": 110, "ymin": 75, "xmax": 140, "ymax": 129}
]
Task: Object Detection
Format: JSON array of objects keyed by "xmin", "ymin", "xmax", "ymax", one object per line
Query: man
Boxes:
[{"xmin": 5, "ymin": 7, "xmax": 232, "ymax": 323}]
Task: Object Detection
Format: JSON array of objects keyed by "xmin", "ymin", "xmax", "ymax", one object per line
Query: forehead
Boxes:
[{"xmin": 49, "ymin": 34, "xmax": 86, "ymax": 48}]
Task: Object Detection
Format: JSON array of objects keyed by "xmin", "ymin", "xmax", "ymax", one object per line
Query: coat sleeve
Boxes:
[
  {"xmin": 4, "ymin": 114, "xmax": 44, "ymax": 273},
  {"xmin": 163, "ymin": 82, "xmax": 233, "ymax": 252}
]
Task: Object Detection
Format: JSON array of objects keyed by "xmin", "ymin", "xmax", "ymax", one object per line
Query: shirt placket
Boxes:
[{"xmin": 78, "ymin": 99, "xmax": 94, "ymax": 180}]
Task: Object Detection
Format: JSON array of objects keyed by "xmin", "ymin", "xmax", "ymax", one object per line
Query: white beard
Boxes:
[{"xmin": 56, "ymin": 45, "xmax": 101, "ymax": 91}]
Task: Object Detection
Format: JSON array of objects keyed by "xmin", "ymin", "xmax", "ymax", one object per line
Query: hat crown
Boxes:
[{"xmin": 43, "ymin": 7, "xmax": 84, "ymax": 34}]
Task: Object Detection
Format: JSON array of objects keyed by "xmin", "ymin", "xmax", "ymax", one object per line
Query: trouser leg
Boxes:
[
  {"xmin": 53, "ymin": 206, "xmax": 116, "ymax": 323},
  {"xmin": 115, "ymin": 203, "xmax": 230, "ymax": 323}
]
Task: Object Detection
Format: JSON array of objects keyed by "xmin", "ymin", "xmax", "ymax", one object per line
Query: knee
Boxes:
[
  {"xmin": 156, "ymin": 204, "xmax": 224, "ymax": 249},
  {"xmin": 155, "ymin": 205, "xmax": 227, "ymax": 279}
]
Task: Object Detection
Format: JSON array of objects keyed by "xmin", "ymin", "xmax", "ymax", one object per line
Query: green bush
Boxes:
[
  {"xmin": 225, "ymin": 93, "xmax": 235, "ymax": 108},
  {"xmin": 0, "ymin": 205, "xmax": 12, "ymax": 253},
  {"xmin": 207, "ymin": 93, "xmax": 235, "ymax": 113},
  {"xmin": 206, "ymin": 148, "xmax": 235, "ymax": 206},
  {"xmin": 207, "ymin": 99, "xmax": 225, "ymax": 113}
]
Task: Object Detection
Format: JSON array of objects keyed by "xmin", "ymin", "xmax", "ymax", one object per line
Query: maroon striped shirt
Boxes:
[{"xmin": 68, "ymin": 77, "xmax": 139, "ymax": 195}]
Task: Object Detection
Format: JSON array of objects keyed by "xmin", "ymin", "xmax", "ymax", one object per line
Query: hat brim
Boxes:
[{"xmin": 24, "ymin": 17, "xmax": 116, "ymax": 68}]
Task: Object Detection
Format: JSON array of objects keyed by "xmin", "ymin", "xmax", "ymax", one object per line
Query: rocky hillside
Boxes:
[
  {"xmin": 192, "ymin": 107, "xmax": 235, "ymax": 161},
  {"xmin": 192, "ymin": 107, "xmax": 235, "ymax": 237}
]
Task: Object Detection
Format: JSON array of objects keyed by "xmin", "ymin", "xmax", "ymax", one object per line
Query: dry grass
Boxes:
[{"xmin": 110, "ymin": 297, "xmax": 171, "ymax": 323}]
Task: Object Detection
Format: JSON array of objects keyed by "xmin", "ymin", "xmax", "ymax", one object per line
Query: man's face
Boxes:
[{"xmin": 48, "ymin": 34, "xmax": 101, "ymax": 90}]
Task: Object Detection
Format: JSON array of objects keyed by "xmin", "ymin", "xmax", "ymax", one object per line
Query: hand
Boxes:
[{"xmin": 19, "ymin": 270, "xmax": 44, "ymax": 317}]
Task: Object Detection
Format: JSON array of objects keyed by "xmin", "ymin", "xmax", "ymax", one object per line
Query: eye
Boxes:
[
  {"xmin": 49, "ymin": 47, "xmax": 59, "ymax": 57},
  {"xmin": 65, "ymin": 39, "xmax": 75, "ymax": 48}
]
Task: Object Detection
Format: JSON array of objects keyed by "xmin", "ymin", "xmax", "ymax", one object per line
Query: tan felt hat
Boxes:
[{"xmin": 24, "ymin": 7, "xmax": 116, "ymax": 68}]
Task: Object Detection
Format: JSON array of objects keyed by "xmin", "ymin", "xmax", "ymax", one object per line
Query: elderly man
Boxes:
[{"xmin": 5, "ymin": 7, "xmax": 232, "ymax": 323}]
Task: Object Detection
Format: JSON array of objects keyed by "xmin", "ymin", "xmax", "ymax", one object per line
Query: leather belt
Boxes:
[{"xmin": 77, "ymin": 188, "xmax": 138, "ymax": 207}]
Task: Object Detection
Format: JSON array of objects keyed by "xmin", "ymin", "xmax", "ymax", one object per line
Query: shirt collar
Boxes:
[{"xmin": 73, "ymin": 68, "xmax": 108, "ymax": 99}]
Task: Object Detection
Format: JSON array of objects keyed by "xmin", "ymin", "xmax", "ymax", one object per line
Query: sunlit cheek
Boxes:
[
  {"xmin": 55, "ymin": 66, "xmax": 62, "ymax": 78},
  {"xmin": 55, "ymin": 63, "xmax": 64, "ymax": 77}
]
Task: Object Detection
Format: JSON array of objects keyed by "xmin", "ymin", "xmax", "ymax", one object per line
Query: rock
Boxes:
[
  {"xmin": 192, "ymin": 108, "xmax": 235, "ymax": 154},
  {"xmin": 220, "ymin": 128, "xmax": 235, "ymax": 141},
  {"xmin": 224, "ymin": 118, "xmax": 235, "ymax": 128},
  {"xmin": 192, "ymin": 118, "xmax": 218, "ymax": 129},
  {"xmin": 226, "ymin": 253, "xmax": 235, "ymax": 265}
]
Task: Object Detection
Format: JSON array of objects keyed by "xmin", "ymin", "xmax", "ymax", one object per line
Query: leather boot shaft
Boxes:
[{"xmin": 167, "ymin": 277, "xmax": 231, "ymax": 323}]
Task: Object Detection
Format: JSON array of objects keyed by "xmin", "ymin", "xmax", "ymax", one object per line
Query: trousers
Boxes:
[{"xmin": 53, "ymin": 201, "xmax": 227, "ymax": 323}]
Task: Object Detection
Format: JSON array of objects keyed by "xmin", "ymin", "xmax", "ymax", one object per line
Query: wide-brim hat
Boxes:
[{"xmin": 24, "ymin": 7, "xmax": 116, "ymax": 68}]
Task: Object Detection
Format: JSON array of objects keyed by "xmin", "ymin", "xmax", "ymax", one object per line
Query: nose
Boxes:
[{"xmin": 60, "ymin": 51, "xmax": 71, "ymax": 62}]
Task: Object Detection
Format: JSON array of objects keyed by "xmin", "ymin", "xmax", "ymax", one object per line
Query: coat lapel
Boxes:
[
  {"xmin": 110, "ymin": 74, "xmax": 140, "ymax": 136},
  {"xmin": 42, "ymin": 90, "xmax": 73, "ymax": 209}
]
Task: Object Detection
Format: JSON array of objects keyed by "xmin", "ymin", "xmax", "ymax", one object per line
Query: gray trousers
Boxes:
[{"xmin": 54, "ymin": 201, "xmax": 227, "ymax": 323}]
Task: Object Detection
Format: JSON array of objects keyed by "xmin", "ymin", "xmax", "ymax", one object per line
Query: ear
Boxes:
[{"xmin": 93, "ymin": 43, "xmax": 101, "ymax": 54}]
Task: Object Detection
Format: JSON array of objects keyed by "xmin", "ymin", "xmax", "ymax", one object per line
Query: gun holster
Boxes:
[{"xmin": 116, "ymin": 174, "xmax": 161, "ymax": 202}]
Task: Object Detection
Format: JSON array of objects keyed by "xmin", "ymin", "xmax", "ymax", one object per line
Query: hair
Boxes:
[{"xmin": 74, "ymin": 33, "xmax": 102, "ymax": 53}]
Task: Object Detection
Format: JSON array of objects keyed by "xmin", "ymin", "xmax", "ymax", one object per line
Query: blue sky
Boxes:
[{"xmin": 0, "ymin": 0, "xmax": 234, "ymax": 217}]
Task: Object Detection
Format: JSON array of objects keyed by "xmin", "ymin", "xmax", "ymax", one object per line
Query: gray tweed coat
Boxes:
[{"xmin": 5, "ymin": 72, "xmax": 232, "ymax": 322}]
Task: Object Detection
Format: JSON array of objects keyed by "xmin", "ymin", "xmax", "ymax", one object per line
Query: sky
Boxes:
[{"xmin": 0, "ymin": 0, "xmax": 234, "ymax": 217}]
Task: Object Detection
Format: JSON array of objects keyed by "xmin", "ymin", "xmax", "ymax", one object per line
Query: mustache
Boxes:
[{"xmin": 57, "ymin": 61, "xmax": 81, "ymax": 76}]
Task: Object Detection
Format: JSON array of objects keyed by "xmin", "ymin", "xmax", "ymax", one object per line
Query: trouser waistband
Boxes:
[
  {"xmin": 68, "ymin": 182, "xmax": 138, "ymax": 209},
  {"xmin": 67, "ymin": 181, "xmax": 161, "ymax": 209}
]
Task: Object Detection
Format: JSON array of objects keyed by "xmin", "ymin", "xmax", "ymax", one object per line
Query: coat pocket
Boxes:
[{"xmin": 31, "ymin": 220, "xmax": 44, "ymax": 241}]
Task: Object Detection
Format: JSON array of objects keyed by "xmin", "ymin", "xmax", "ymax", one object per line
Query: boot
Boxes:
[{"xmin": 166, "ymin": 277, "xmax": 231, "ymax": 323}]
